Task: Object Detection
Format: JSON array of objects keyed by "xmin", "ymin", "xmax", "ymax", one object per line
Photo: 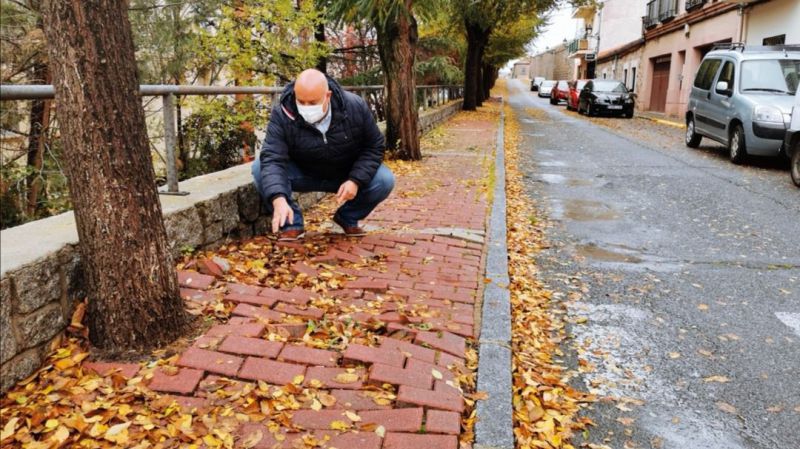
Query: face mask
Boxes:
[{"xmin": 296, "ymin": 97, "xmax": 327, "ymax": 124}]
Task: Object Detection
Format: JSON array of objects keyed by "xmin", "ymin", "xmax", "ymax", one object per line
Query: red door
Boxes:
[{"xmin": 650, "ymin": 59, "xmax": 671, "ymax": 112}]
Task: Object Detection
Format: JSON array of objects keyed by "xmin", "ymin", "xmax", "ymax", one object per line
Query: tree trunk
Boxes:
[
  {"xmin": 463, "ymin": 22, "xmax": 490, "ymax": 111},
  {"xmin": 376, "ymin": 3, "xmax": 420, "ymax": 160},
  {"xmin": 25, "ymin": 60, "xmax": 50, "ymax": 217},
  {"xmin": 40, "ymin": 0, "xmax": 187, "ymax": 350},
  {"xmin": 482, "ymin": 62, "xmax": 495, "ymax": 100},
  {"xmin": 315, "ymin": 21, "xmax": 327, "ymax": 73}
]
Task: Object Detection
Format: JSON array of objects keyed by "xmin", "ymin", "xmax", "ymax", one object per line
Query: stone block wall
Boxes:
[{"xmin": 0, "ymin": 99, "xmax": 462, "ymax": 392}]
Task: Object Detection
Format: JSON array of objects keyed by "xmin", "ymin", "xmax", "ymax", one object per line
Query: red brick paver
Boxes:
[{"xmin": 383, "ymin": 433, "xmax": 458, "ymax": 449}]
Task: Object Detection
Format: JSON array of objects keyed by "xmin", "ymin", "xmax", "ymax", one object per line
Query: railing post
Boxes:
[{"xmin": 160, "ymin": 92, "xmax": 188, "ymax": 196}]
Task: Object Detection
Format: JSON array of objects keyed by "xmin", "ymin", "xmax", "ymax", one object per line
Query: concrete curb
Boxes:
[
  {"xmin": 638, "ymin": 112, "xmax": 685, "ymax": 129},
  {"xmin": 474, "ymin": 99, "xmax": 514, "ymax": 449}
]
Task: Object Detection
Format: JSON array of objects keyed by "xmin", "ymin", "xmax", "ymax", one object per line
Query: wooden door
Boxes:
[{"xmin": 650, "ymin": 60, "xmax": 671, "ymax": 112}]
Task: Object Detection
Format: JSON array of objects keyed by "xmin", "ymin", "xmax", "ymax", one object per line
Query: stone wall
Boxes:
[{"xmin": 0, "ymin": 99, "xmax": 463, "ymax": 392}]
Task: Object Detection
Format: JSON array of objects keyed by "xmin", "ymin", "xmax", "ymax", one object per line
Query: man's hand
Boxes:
[
  {"xmin": 271, "ymin": 196, "xmax": 294, "ymax": 233},
  {"xmin": 336, "ymin": 180, "xmax": 358, "ymax": 205}
]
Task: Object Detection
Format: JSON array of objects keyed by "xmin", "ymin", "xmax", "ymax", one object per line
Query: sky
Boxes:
[{"xmin": 501, "ymin": 3, "xmax": 580, "ymax": 74}]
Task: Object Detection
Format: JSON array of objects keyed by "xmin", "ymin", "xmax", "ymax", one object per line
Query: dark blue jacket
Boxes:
[{"xmin": 258, "ymin": 76, "xmax": 385, "ymax": 202}]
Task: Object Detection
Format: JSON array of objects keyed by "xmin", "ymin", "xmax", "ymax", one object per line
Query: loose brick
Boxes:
[
  {"xmin": 218, "ymin": 336, "xmax": 283, "ymax": 358},
  {"xmin": 291, "ymin": 409, "xmax": 355, "ymax": 430},
  {"xmin": 304, "ymin": 367, "xmax": 365, "ymax": 389},
  {"xmin": 324, "ymin": 431, "xmax": 382, "ymax": 449},
  {"xmin": 84, "ymin": 362, "xmax": 139, "ymax": 378},
  {"xmin": 266, "ymin": 323, "xmax": 308, "ymax": 339},
  {"xmin": 224, "ymin": 292, "xmax": 277, "ymax": 307},
  {"xmin": 259, "ymin": 287, "xmax": 313, "ymax": 306},
  {"xmin": 206, "ymin": 323, "xmax": 265, "ymax": 338},
  {"xmin": 331, "ymin": 390, "xmax": 392, "ymax": 410},
  {"xmin": 436, "ymin": 352, "xmax": 465, "ymax": 370},
  {"xmin": 425, "ymin": 410, "xmax": 461, "ymax": 434},
  {"xmin": 238, "ymin": 357, "xmax": 306, "ymax": 385},
  {"xmin": 406, "ymin": 358, "xmax": 455, "ymax": 383},
  {"xmin": 180, "ymin": 288, "xmax": 217, "ymax": 304},
  {"xmin": 379, "ymin": 337, "xmax": 436, "ymax": 363},
  {"xmin": 369, "ymin": 363, "xmax": 432, "ymax": 390},
  {"xmin": 274, "ymin": 303, "xmax": 324, "ymax": 320},
  {"xmin": 279, "ymin": 345, "xmax": 340, "ymax": 367},
  {"xmin": 148, "ymin": 367, "xmax": 203, "ymax": 395},
  {"xmin": 232, "ymin": 303, "xmax": 284, "ymax": 322},
  {"xmin": 359, "ymin": 408, "xmax": 424, "ymax": 432},
  {"xmin": 343, "ymin": 279, "xmax": 388, "ymax": 291},
  {"xmin": 414, "ymin": 331, "xmax": 465, "ymax": 357},
  {"xmin": 397, "ymin": 385, "xmax": 464, "ymax": 412},
  {"xmin": 226, "ymin": 283, "xmax": 262, "ymax": 296},
  {"xmin": 197, "ymin": 258, "xmax": 225, "ymax": 278},
  {"xmin": 291, "ymin": 262, "xmax": 318, "ymax": 277},
  {"xmin": 383, "ymin": 433, "xmax": 457, "ymax": 449},
  {"xmin": 343, "ymin": 343, "xmax": 405, "ymax": 367},
  {"xmin": 177, "ymin": 347, "xmax": 243, "ymax": 377},
  {"xmin": 178, "ymin": 270, "xmax": 215, "ymax": 289}
]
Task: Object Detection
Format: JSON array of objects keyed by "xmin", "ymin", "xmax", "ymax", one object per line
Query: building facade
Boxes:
[
  {"xmin": 744, "ymin": 0, "xmax": 800, "ymax": 46},
  {"xmin": 592, "ymin": 0, "xmax": 648, "ymax": 93},
  {"xmin": 527, "ymin": 43, "xmax": 573, "ymax": 81}
]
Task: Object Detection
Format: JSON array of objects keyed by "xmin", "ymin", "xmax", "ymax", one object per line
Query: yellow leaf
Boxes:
[
  {"xmin": 45, "ymin": 419, "xmax": 59, "ymax": 430},
  {"xmin": 375, "ymin": 425, "xmax": 386, "ymax": 438},
  {"xmin": 318, "ymin": 393, "xmax": 337, "ymax": 407},
  {"xmin": 431, "ymin": 369, "xmax": 443, "ymax": 380},
  {"xmin": 105, "ymin": 421, "xmax": 131, "ymax": 438},
  {"xmin": 698, "ymin": 304, "xmax": 709, "ymax": 311},
  {"xmin": 292, "ymin": 374, "xmax": 305, "ymax": 385},
  {"xmin": 310, "ymin": 399, "xmax": 322, "ymax": 411},
  {"xmin": 344, "ymin": 411, "xmax": 361, "ymax": 422},
  {"xmin": 241, "ymin": 430, "xmax": 263, "ymax": 448},
  {"xmin": 52, "ymin": 426, "xmax": 69, "ymax": 443},
  {"xmin": 330, "ymin": 420, "xmax": 350, "ymax": 431},
  {"xmin": 668, "ymin": 352, "xmax": 681, "ymax": 359},
  {"xmin": 333, "ymin": 373, "xmax": 359, "ymax": 384},
  {"xmin": 1, "ymin": 417, "xmax": 19, "ymax": 440},
  {"xmin": 716, "ymin": 401, "xmax": 737, "ymax": 414}
]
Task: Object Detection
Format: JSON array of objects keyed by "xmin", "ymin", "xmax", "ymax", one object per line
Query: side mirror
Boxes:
[
  {"xmin": 630, "ymin": 93, "xmax": 638, "ymax": 99},
  {"xmin": 715, "ymin": 81, "xmax": 731, "ymax": 96}
]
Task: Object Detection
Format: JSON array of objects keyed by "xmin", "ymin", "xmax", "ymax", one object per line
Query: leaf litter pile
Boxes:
[
  {"xmin": 501, "ymin": 94, "xmax": 596, "ymax": 447},
  {"xmin": 0, "ymin": 106, "xmax": 501, "ymax": 449}
]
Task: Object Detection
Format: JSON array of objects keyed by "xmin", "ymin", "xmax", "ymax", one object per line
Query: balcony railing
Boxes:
[
  {"xmin": 568, "ymin": 38, "xmax": 589, "ymax": 56},
  {"xmin": 644, "ymin": 0, "xmax": 659, "ymax": 29},
  {"xmin": 685, "ymin": 0, "xmax": 706, "ymax": 11},
  {"xmin": 658, "ymin": 0, "xmax": 678, "ymax": 22}
]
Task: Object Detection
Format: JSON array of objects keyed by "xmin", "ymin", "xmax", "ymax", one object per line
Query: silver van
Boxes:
[{"xmin": 685, "ymin": 44, "xmax": 800, "ymax": 164}]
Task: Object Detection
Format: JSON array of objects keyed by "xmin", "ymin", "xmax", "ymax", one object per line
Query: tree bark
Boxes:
[
  {"xmin": 377, "ymin": 2, "xmax": 420, "ymax": 160},
  {"xmin": 25, "ymin": 60, "xmax": 50, "ymax": 217},
  {"xmin": 463, "ymin": 22, "xmax": 490, "ymax": 111},
  {"xmin": 41, "ymin": 0, "xmax": 187, "ymax": 349},
  {"xmin": 481, "ymin": 62, "xmax": 495, "ymax": 100}
]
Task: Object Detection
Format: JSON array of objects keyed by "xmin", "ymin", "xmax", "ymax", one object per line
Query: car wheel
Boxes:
[
  {"xmin": 624, "ymin": 110, "xmax": 633, "ymax": 119},
  {"xmin": 685, "ymin": 116, "xmax": 702, "ymax": 148},
  {"xmin": 728, "ymin": 124, "xmax": 748, "ymax": 164},
  {"xmin": 791, "ymin": 145, "xmax": 800, "ymax": 187},
  {"xmin": 586, "ymin": 104, "xmax": 594, "ymax": 117}
]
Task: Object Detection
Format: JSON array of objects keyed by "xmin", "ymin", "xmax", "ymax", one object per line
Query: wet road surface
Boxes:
[{"xmin": 507, "ymin": 79, "xmax": 800, "ymax": 449}]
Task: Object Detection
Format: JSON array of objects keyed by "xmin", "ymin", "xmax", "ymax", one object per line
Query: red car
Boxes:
[
  {"xmin": 549, "ymin": 80, "xmax": 570, "ymax": 105},
  {"xmin": 566, "ymin": 80, "xmax": 589, "ymax": 111}
]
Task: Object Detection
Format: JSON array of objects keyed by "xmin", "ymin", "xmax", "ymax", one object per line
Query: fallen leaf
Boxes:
[
  {"xmin": 716, "ymin": 401, "xmax": 737, "ymax": 414},
  {"xmin": 334, "ymin": 373, "xmax": 359, "ymax": 384},
  {"xmin": 375, "ymin": 425, "xmax": 386, "ymax": 438},
  {"xmin": 703, "ymin": 375, "xmax": 730, "ymax": 383}
]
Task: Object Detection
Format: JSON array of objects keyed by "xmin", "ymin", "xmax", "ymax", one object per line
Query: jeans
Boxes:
[{"xmin": 251, "ymin": 156, "xmax": 395, "ymax": 230}]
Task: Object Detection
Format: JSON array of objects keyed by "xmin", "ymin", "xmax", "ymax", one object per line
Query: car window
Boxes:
[
  {"xmin": 717, "ymin": 60, "xmax": 735, "ymax": 90},
  {"xmin": 576, "ymin": 81, "xmax": 587, "ymax": 90},
  {"xmin": 593, "ymin": 80, "xmax": 628, "ymax": 92},
  {"xmin": 694, "ymin": 58, "xmax": 722, "ymax": 90},
  {"xmin": 741, "ymin": 59, "xmax": 799, "ymax": 94}
]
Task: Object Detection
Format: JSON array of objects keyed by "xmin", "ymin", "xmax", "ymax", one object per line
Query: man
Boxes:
[{"xmin": 252, "ymin": 69, "xmax": 394, "ymax": 240}]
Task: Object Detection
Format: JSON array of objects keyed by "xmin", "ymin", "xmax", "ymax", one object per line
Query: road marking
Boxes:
[{"xmin": 775, "ymin": 312, "xmax": 800, "ymax": 337}]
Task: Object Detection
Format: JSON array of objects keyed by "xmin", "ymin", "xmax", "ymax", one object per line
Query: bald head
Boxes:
[{"xmin": 295, "ymin": 69, "xmax": 330, "ymax": 106}]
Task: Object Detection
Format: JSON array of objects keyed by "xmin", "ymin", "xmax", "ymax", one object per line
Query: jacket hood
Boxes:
[{"xmin": 279, "ymin": 74, "xmax": 347, "ymax": 122}]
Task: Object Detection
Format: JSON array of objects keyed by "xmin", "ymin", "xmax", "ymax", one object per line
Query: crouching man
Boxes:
[{"xmin": 252, "ymin": 69, "xmax": 394, "ymax": 240}]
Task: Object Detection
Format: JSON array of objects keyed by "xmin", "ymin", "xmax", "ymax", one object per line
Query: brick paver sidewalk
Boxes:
[{"xmin": 87, "ymin": 104, "xmax": 499, "ymax": 449}]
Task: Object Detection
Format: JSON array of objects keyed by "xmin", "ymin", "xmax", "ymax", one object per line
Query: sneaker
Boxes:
[
  {"xmin": 277, "ymin": 229, "xmax": 305, "ymax": 241},
  {"xmin": 332, "ymin": 215, "xmax": 367, "ymax": 237}
]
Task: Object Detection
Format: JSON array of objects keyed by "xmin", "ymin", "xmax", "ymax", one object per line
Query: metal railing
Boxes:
[
  {"xmin": 685, "ymin": 0, "xmax": 705, "ymax": 11},
  {"xmin": 1, "ymin": 83, "xmax": 462, "ymax": 194},
  {"xmin": 658, "ymin": 0, "xmax": 678, "ymax": 22},
  {"xmin": 644, "ymin": 0, "xmax": 659, "ymax": 28}
]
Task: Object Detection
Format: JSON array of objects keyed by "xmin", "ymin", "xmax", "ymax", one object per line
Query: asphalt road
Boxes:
[{"xmin": 506, "ymin": 79, "xmax": 800, "ymax": 449}]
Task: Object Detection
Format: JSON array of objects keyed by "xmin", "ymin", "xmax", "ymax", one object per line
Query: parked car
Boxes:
[
  {"xmin": 577, "ymin": 79, "xmax": 635, "ymax": 118},
  {"xmin": 550, "ymin": 80, "xmax": 570, "ymax": 105},
  {"xmin": 538, "ymin": 80, "xmax": 556, "ymax": 98},
  {"xmin": 685, "ymin": 44, "xmax": 800, "ymax": 164},
  {"xmin": 785, "ymin": 87, "xmax": 800, "ymax": 187},
  {"xmin": 566, "ymin": 80, "xmax": 589, "ymax": 111},
  {"xmin": 530, "ymin": 76, "xmax": 545, "ymax": 92}
]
